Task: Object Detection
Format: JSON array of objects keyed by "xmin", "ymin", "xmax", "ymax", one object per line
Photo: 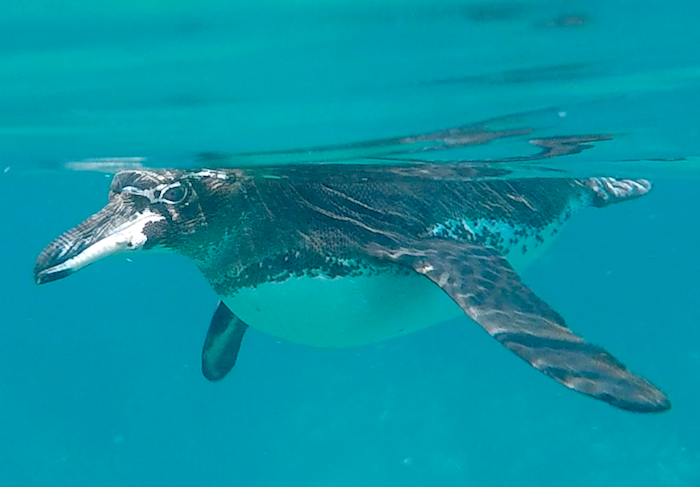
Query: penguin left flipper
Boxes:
[
  {"xmin": 202, "ymin": 301, "xmax": 249, "ymax": 381},
  {"xmin": 370, "ymin": 239, "xmax": 670, "ymax": 413}
]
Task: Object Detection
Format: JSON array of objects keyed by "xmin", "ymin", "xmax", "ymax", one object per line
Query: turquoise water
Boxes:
[{"xmin": 2, "ymin": 1, "xmax": 700, "ymax": 485}]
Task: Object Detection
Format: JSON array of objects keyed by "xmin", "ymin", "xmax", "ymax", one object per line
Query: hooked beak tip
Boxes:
[{"xmin": 34, "ymin": 263, "xmax": 74, "ymax": 285}]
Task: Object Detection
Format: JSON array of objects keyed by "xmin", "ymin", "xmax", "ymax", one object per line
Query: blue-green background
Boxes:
[{"xmin": 2, "ymin": 1, "xmax": 700, "ymax": 485}]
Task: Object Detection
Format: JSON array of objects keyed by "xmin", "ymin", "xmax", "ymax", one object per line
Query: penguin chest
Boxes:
[{"xmin": 220, "ymin": 268, "xmax": 463, "ymax": 348}]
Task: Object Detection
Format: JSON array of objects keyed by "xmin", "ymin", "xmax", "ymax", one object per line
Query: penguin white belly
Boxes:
[
  {"xmin": 223, "ymin": 270, "xmax": 463, "ymax": 347},
  {"xmin": 220, "ymin": 241, "xmax": 547, "ymax": 348}
]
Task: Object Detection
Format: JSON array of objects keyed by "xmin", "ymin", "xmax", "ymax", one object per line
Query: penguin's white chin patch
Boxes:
[{"xmin": 44, "ymin": 210, "xmax": 164, "ymax": 277}]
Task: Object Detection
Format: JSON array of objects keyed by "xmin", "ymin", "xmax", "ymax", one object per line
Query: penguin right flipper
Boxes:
[{"xmin": 370, "ymin": 239, "xmax": 670, "ymax": 413}]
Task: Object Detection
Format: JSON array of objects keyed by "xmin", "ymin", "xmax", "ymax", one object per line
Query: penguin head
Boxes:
[{"xmin": 34, "ymin": 168, "xmax": 243, "ymax": 284}]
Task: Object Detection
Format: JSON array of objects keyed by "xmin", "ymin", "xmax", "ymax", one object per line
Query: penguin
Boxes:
[{"xmin": 34, "ymin": 161, "xmax": 669, "ymax": 413}]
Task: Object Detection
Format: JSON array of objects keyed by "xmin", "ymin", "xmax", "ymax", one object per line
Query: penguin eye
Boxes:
[{"xmin": 159, "ymin": 184, "xmax": 187, "ymax": 204}]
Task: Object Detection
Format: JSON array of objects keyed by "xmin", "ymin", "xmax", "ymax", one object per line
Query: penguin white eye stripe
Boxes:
[
  {"xmin": 121, "ymin": 185, "xmax": 142, "ymax": 195},
  {"xmin": 120, "ymin": 182, "xmax": 187, "ymax": 204}
]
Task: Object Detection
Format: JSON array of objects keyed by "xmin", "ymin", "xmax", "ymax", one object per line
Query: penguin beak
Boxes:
[{"xmin": 34, "ymin": 198, "xmax": 165, "ymax": 285}]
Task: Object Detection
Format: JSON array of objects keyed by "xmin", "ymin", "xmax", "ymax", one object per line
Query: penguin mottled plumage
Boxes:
[{"xmin": 34, "ymin": 160, "xmax": 668, "ymax": 413}]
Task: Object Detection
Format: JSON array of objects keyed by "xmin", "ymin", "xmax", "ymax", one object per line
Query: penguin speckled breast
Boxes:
[{"xmin": 34, "ymin": 161, "xmax": 669, "ymax": 414}]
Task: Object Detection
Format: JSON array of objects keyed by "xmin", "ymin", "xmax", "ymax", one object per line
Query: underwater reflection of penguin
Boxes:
[{"xmin": 34, "ymin": 162, "xmax": 670, "ymax": 413}]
